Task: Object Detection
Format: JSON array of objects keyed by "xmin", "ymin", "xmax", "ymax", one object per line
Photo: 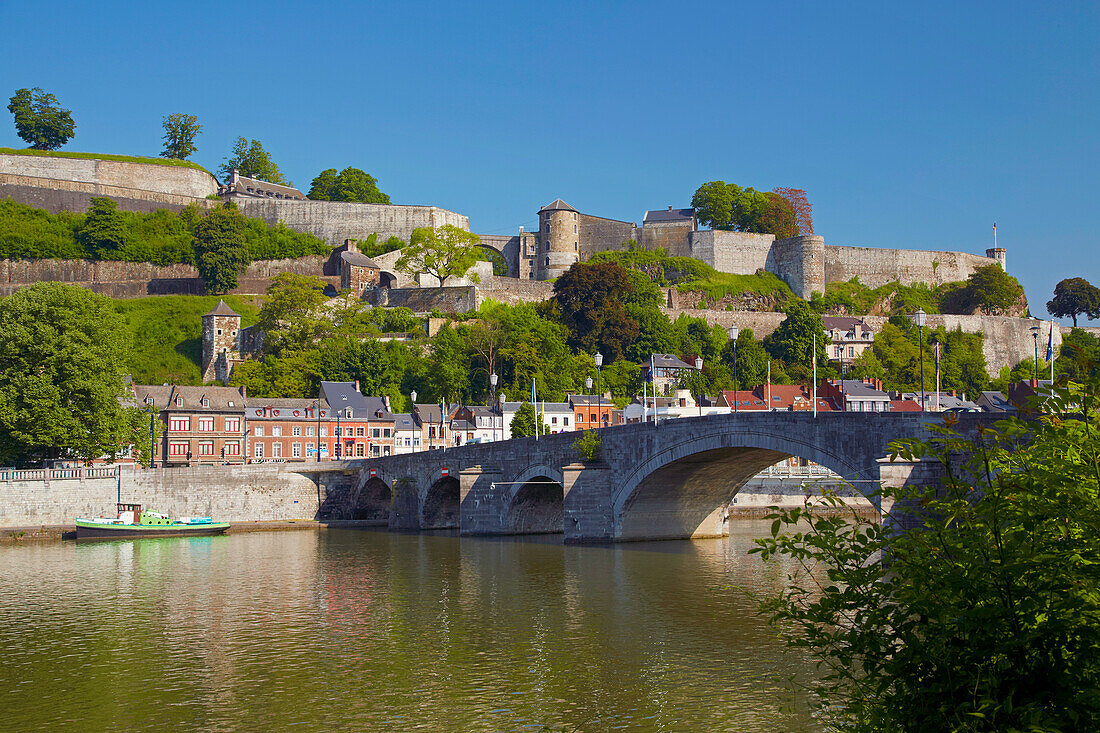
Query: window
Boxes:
[
  {"xmin": 564, "ymin": 417, "xmax": 569, "ymax": 426},
  {"xmin": 168, "ymin": 441, "xmax": 188, "ymax": 456},
  {"xmin": 306, "ymin": 426, "xmax": 315, "ymax": 436},
  {"xmin": 306, "ymin": 442, "xmax": 314, "ymax": 455},
  {"xmin": 225, "ymin": 417, "xmax": 240, "ymax": 432},
  {"xmin": 175, "ymin": 396, "xmax": 182, "ymax": 407},
  {"xmin": 198, "ymin": 440, "xmax": 214, "ymax": 456},
  {"xmin": 170, "ymin": 417, "xmax": 190, "ymax": 432},
  {"xmin": 849, "ymin": 347, "xmax": 855, "ymax": 358},
  {"xmin": 590, "ymin": 413, "xmax": 597, "ymax": 422},
  {"xmin": 545, "ymin": 242, "xmax": 550, "ymax": 251},
  {"xmin": 383, "ymin": 429, "xmax": 390, "ymax": 437},
  {"xmin": 551, "ymin": 417, "xmax": 558, "ymax": 425},
  {"xmin": 384, "ymin": 446, "xmax": 391, "ymax": 456},
  {"xmin": 255, "ymin": 426, "xmax": 264, "ymax": 437},
  {"xmin": 201, "ymin": 397, "xmax": 209, "ymax": 408},
  {"xmin": 545, "ymin": 257, "xmax": 549, "ymax": 266},
  {"xmin": 320, "ymin": 426, "xmax": 328, "ymax": 437},
  {"xmin": 573, "ymin": 224, "xmax": 577, "ymax": 233},
  {"xmin": 292, "ymin": 443, "xmax": 301, "ymax": 458},
  {"xmin": 254, "ymin": 442, "xmax": 264, "ymax": 458},
  {"xmin": 356, "ymin": 443, "xmax": 365, "ymax": 457},
  {"xmin": 292, "ymin": 426, "xmax": 301, "ymax": 436},
  {"xmin": 345, "ymin": 409, "xmax": 353, "ymax": 419},
  {"xmin": 414, "ymin": 437, "xmax": 421, "ymax": 447},
  {"xmin": 216, "ymin": 329, "xmax": 222, "ymax": 336},
  {"xmin": 272, "ymin": 426, "xmax": 282, "ymax": 437},
  {"xmin": 371, "ymin": 445, "xmax": 380, "ymax": 457},
  {"xmin": 372, "ymin": 428, "xmax": 380, "ymax": 438},
  {"xmin": 357, "ymin": 427, "xmax": 365, "ymax": 437},
  {"xmin": 272, "ymin": 442, "xmax": 282, "ymax": 458},
  {"xmin": 198, "ymin": 417, "xmax": 215, "ymax": 432},
  {"xmin": 224, "ymin": 440, "xmax": 240, "ymax": 456}
]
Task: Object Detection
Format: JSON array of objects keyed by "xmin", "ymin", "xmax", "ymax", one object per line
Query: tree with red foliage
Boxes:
[{"xmin": 772, "ymin": 187, "xmax": 813, "ymax": 235}]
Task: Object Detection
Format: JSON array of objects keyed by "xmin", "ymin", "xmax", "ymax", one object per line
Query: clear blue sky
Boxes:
[{"xmin": 2, "ymin": 1, "xmax": 1097, "ymax": 318}]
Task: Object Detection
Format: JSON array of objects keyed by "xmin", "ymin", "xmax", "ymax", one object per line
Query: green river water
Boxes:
[{"xmin": 0, "ymin": 522, "xmax": 817, "ymax": 731}]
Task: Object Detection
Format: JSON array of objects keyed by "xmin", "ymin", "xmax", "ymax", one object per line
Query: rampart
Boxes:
[
  {"xmin": 0, "ymin": 255, "xmax": 339, "ymax": 298},
  {"xmin": 0, "ymin": 153, "xmax": 218, "ymax": 213},
  {"xmin": 233, "ymin": 199, "xmax": 469, "ymax": 247},
  {"xmin": 823, "ymin": 244, "xmax": 998, "ymax": 288},
  {"xmin": 577, "ymin": 213, "xmax": 637, "ymax": 258}
]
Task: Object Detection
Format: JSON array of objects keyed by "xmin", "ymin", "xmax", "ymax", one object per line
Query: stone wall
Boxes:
[
  {"xmin": 823, "ymin": 244, "xmax": 998, "ymax": 288},
  {"xmin": 233, "ymin": 199, "xmax": 469, "ymax": 248},
  {"xmin": 366, "ymin": 285, "xmax": 478, "ymax": 313},
  {"xmin": 0, "ymin": 463, "xmax": 359, "ymax": 528},
  {"xmin": 0, "ymin": 153, "xmax": 218, "ymax": 213},
  {"xmin": 0, "ymin": 255, "xmax": 340, "ymax": 298},
  {"xmin": 638, "ymin": 220, "xmax": 693, "ymax": 256},
  {"xmin": 577, "ymin": 214, "xmax": 637, "ymax": 259},
  {"xmin": 666, "ymin": 307, "xmax": 1062, "ymax": 374},
  {"xmin": 477, "ymin": 276, "xmax": 554, "ymax": 306},
  {"xmin": 689, "ymin": 230, "xmax": 775, "ymax": 275}
]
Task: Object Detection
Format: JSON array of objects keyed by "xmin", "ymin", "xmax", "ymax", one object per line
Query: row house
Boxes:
[
  {"xmin": 412, "ymin": 403, "xmax": 451, "ymax": 449},
  {"xmin": 568, "ymin": 394, "xmax": 613, "ymax": 430},
  {"xmin": 320, "ymin": 382, "xmax": 395, "ymax": 458},
  {"xmin": 246, "ymin": 398, "xmax": 330, "ymax": 461},
  {"xmin": 822, "ymin": 317, "xmax": 875, "ymax": 373},
  {"xmin": 133, "ymin": 384, "xmax": 248, "ymax": 466}
]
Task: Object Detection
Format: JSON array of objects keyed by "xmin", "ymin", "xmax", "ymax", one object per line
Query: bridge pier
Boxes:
[
  {"xmin": 459, "ymin": 464, "xmax": 506, "ymax": 535},
  {"xmin": 563, "ymin": 462, "xmax": 614, "ymax": 543}
]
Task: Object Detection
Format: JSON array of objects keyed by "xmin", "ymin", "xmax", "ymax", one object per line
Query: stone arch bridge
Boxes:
[{"xmin": 319, "ymin": 412, "xmax": 998, "ymax": 542}]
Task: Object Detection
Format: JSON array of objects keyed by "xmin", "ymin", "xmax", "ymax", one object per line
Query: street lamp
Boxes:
[
  {"xmin": 585, "ymin": 376, "xmax": 592, "ymax": 395},
  {"xmin": 727, "ymin": 326, "xmax": 739, "ymax": 414},
  {"xmin": 912, "ymin": 308, "xmax": 927, "ymax": 410},
  {"xmin": 498, "ymin": 392, "xmax": 505, "ymax": 442},
  {"xmin": 694, "ymin": 356, "xmax": 703, "ymax": 417},
  {"xmin": 1031, "ymin": 324, "xmax": 1041, "ymax": 384},
  {"xmin": 411, "ymin": 390, "xmax": 418, "ymax": 451},
  {"xmin": 147, "ymin": 399, "xmax": 156, "ymax": 469},
  {"xmin": 315, "ymin": 397, "xmax": 322, "ymax": 462},
  {"xmin": 594, "ymin": 352, "xmax": 604, "ymax": 428}
]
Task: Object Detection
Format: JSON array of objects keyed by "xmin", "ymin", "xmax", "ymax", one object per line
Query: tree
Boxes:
[
  {"xmin": 0, "ymin": 283, "xmax": 131, "ymax": 465},
  {"xmin": 554, "ymin": 261, "xmax": 644, "ymax": 360},
  {"xmin": 76, "ymin": 197, "xmax": 131, "ymax": 259},
  {"xmin": 754, "ymin": 376, "xmax": 1100, "ymax": 731},
  {"xmin": 193, "ymin": 203, "xmax": 249, "ymax": 294},
  {"xmin": 950, "ymin": 264, "xmax": 1026, "ymax": 315},
  {"xmin": 160, "ymin": 113, "xmax": 202, "ymax": 160},
  {"xmin": 509, "ymin": 402, "xmax": 543, "ymax": 438},
  {"xmin": 395, "ymin": 225, "xmax": 482, "ymax": 286},
  {"xmin": 763, "ymin": 300, "xmax": 830, "ymax": 379},
  {"xmin": 758, "ymin": 192, "xmax": 799, "ymax": 239},
  {"xmin": 772, "ymin": 187, "xmax": 813, "ymax": 235},
  {"xmin": 691, "ymin": 181, "xmax": 739, "ymax": 231},
  {"xmin": 307, "ymin": 167, "xmax": 390, "ymax": 203},
  {"xmin": 720, "ymin": 328, "xmax": 769, "ymax": 390},
  {"xmin": 218, "ymin": 137, "xmax": 289, "ymax": 185},
  {"xmin": 691, "ymin": 181, "xmax": 797, "ymax": 237},
  {"xmin": 1048, "ymin": 277, "xmax": 1100, "ymax": 327},
  {"xmin": 257, "ymin": 273, "xmax": 331, "ymax": 352},
  {"xmin": 7, "ymin": 87, "xmax": 75, "ymax": 150}
]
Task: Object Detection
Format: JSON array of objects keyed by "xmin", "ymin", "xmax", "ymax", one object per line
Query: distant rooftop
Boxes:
[
  {"xmin": 539, "ymin": 198, "xmax": 577, "ymax": 213},
  {"xmin": 643, "ymin": 207, "xmax": 694, "ymax": 224},
  {"xmin": 204, "ymin": 299, "xmax": 239, "ymax": 318}
]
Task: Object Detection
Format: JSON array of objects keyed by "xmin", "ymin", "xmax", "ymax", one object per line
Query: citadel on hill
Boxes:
[{"xmin": 0, "ymin": 150, "xmax": 1006, "ymax": 302}]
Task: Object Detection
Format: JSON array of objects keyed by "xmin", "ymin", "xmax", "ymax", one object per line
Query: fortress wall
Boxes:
[
  {"xmin": 666, "ymin": 307, "xmax": 1059, "ymax": 373},
  {"xmin": 690, "ymin": 230, "xmax": 775, "ymax": 275},
  {"xmin": 771, "ymin": 235, "xmax": 826, "ymax": 299},
  {"xmin": 638, "ymin": 221, "xmax": 694, "ymax": 256},
  {"xmin": 823, "ymin": 245, "xmax": 999, "ymax": 287},
  {"xmin": 233, "ymin": 199, "xmax": 469, "ymax": 248},
  {"xmin": 478, "ymin": 276, "xmax": 554, "ymax": 306},
  {"xmin": 577, "ymin": 214, "xmax": 637, "ymax": 259}
]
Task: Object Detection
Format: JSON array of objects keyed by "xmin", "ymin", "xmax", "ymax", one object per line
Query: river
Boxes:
[{"xmin": 0, "ymin": 522, "xmax": 817, "ymax": 731}]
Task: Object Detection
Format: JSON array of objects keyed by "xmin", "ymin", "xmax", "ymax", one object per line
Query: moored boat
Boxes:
[{"xmin": 75, "ymin": 503, "xmax": 230, "ymax": 539}]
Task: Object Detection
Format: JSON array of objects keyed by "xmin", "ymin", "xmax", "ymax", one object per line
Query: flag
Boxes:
[
  {"xmin": 531, "ymin": 378, "xmax": 537, "ymax": 403},
  {"xmin": 1047, "ymin": 320, "xmax": 1054, "ymax": 363},
  {"xmin": 934, "ymin": 344, "xmax": 939, "ymax": 373}
]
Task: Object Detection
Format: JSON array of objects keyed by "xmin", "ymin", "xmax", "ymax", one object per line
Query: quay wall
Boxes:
[{"xmin": 0, "ymin": 463, "xmax": 360, "ymax": 528}]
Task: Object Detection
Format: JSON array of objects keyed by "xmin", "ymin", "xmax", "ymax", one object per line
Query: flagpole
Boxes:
[
  {"xmin": 812, "ymin": 334, "xmax": 817, "ymax": 418},
  {"xmin": 1048, "ymin": 320, "xmax": 1055, "ymax": 382},
  {"xmin": 935, "ymin": 343, "xmax": 941, "ymax": 412},
  {"xmin": 767, "ymin": 360, "xmax": 771, "ymax": 409}
]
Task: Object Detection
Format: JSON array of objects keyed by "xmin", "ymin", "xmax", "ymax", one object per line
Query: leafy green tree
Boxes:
[
  {"xmin": 763, "ymin": 300, "xmax": 830, "ymax": 380},
  {"xmin": 1047, "ymin": 277, "xmax": 1100, "ymax": 326},
  {"xmin": 944, "ymin": 264, "xmax": 1025, "ymax": 315},
  {"xmin": 0, "ymin": 283, "xmax": 131, "ymax": 464},
  {"xmin": 720, "ymin": 328, "xmax": 769, "ymax": 390},
  {"xmin": 395, "ymin": 224, "xmax": 482, "ymax": 285},
  {"xmin": 227, "ymin": 351, "xmax": 323, "ymax": 397},
  {"xmin": 193, "ymin": 203, "xmax": 249, "ymax": 294},
  {"xmin": 691, "ymin": 181, "xmax": 799, "ymax": 237},
  {"xmin": 257, "ymin": 273, "xmax": 331, "ymax": 352},
  {"xmin": 554, "ymin": 261, "xmax": 643, "ymax": 360},
  {"xmin": 754, "ymin": 375, "xmax": 1100, "ymax": 731},
  {"xmin": 76, "ymin": 197, "xmax": 132, "ymax": 259},
  {"xmin": 219, "ymin": 137, "xmax": 289, "ymax": 185},
  {"xmin": 691, "ymin": 181, "xmax": 738, "ymax": 231},
  {"xmin": 424, "ymin": 325, "xmax": 470, "ymax": 402},
  {"xmin": 7, "ymin": 87, "xmax": 75, "ymax": 150},
  {"xmin": 160, "ymin": 113, "xmax": 202, "ymax": 160},
  {"xmin": 509, "ymin": 402, "xmax": 543, "ymax": 438},
  {"xmin": 307, "ymin": 167, "xmax": 390, "ymax": 203},
  {"xmin": 1057, "ymin": 328, "xmax": 1100, "ymax": 382}
]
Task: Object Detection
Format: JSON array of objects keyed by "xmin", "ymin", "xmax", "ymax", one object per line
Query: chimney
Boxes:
[
  {"xmin": 231, "ymin": 168, "xmax": 240, "ymax": 187},
  {"xmin": 354, "ymin": 380, "xmax": 360, "ymax": 392},
  {"xmin": 383, "ymin": 395, "xmax": 392, "ymax": 411},
  {"xmin": 345, "ymin": 238, "xmax": 358, "ymax": 254},
  {"xmin": 240, "ymin": 385, "xmax": 246, "ymax": 398},
  {"xmin": 668, "ymin": 205, "xmax": 673, "ymax": 211},
  {"xmin": 1030, "ymin": 379, "xmax": 1038, "ymax": 388}
]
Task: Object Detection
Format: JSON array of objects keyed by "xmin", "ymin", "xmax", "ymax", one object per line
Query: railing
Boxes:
[{"xmin": 0, "ymin": 465, "xmax": 121, "ymax": 482}]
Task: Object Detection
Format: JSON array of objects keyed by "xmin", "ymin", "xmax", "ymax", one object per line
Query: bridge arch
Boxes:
[
  {"xmin": 422, "ymin": 473, "xmax": 460, "ymax": 529},
  {"xmin": 610, "ymin": 427, "xmax": 876, "ymax": 541},
  {"xmin": 503, "ymin": 464, "xmax": 565, "ymax": 534}
]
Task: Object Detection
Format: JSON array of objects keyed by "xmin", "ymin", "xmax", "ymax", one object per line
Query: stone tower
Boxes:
[
  {"xmin": 201, "ymin": 300, "xmax": 241, "ymax": 384},
  {"xmin": 537, "ymin": 199, "xmax": 580, "ymax": 279},
  {"xmin": 986, "ymin": 247, "xmax": 1007, "ymax": 271}
]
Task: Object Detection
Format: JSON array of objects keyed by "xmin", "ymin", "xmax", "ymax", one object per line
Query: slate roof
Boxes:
[
  {"xmin": 539, "ymin": 198, "xmax": 577, "ymax": 213},
  {"xmin": 341, "ymin": 251, "xmax": 381, "ymax": 268},
  {"xmin": 246, "ymin": 397, "xmax": 331, "ymax": 420},
  {"xmin": 320, "ymin": 381, "xmax": 375, "ymax": 419},
  {"xmin": 649, "ymin": 353, "xmax": 696, "ymax": 370},
  {"xmin": 838, "ymin": 380, "xmax": 890, "ymax": 398},
  {"xmin": 392, "ymin": 413, "xmax": 416, "ymax": 431},
  {"xmin": 204, "ymin": 299, "xmax": 240, "ymax": 318},
  {"xmin": 643, "ymin": 207, "xmax": 694, "ymax": 224},
  {"xmin": 978, "ymin": 391, "xmax": 1014, "ymax": 412},
  {"xmin": 156, "ymin": 385, "xmax": 247, "ymax": 411},
  {"xmin": 719, "ymin": 390, "xmax": 769, "ymax": 410},
  {"xmin": 822, "ymin": 316, "xmax": 869, "ymax": 331},
  {"xmin": 232, "ymin": 173, "xmax": 305, "ymax": 199}
]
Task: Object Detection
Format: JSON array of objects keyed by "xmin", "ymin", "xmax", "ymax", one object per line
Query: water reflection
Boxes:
[{"xmin": 0, "ymin": 523, "xmax": 815, "ymax": 731}]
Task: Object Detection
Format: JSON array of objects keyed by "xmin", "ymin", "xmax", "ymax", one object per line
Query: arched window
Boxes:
[{"xmin": 545, "ymin": 257, "xmax": 550, "ymax": 266}]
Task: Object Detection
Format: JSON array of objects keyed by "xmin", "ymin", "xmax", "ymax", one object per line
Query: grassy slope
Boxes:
[
  {"xmin": 677, "ymin": 271, "xmax": 794, "ymax": 301},
  {"xmin": 0, "ymin": 146, "xmax": 213, "ymax": 176},
  {"xmin": 115, "ymin": 295, "xmax": 262, "ymax": 385}
]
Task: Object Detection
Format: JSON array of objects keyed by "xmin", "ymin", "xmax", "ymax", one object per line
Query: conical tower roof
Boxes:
[
  {"xmin": 203, "ymin": 299, "xmax": 239, "ymax": 318},
  {"xmin": 539, "ymin": 198, "xmax": 577, "ymax": 213}
]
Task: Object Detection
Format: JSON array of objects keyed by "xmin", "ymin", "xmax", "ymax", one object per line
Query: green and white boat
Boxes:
[{"xmin": 75, "ymin": 503, "xmax": 230, "ymax": 539}]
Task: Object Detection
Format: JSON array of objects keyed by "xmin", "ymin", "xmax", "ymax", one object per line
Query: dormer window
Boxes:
[
  {"xmin": 345, "ymin": 409, "xmax": 353, "ymax": 419},
  {"xmin": 175, "ymin": 396, "xmax": 182, "ymax": 407},
  {"xmin": 201, "ymin": 397, "xmax": 209, "ymax": 408}
]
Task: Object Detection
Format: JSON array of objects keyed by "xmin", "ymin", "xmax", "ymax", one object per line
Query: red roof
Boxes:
[
  {"xmin": 718, "ymin": 390, "xmax": 769, "ymax": 410},
  {"xmin": 890, "ymin": 399, "xmax": 923, "ymax": 412}
]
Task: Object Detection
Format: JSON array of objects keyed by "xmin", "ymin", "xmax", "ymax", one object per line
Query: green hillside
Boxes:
[{"xmin": 115, "ymin": 295, "xmax": 262, "ymax": 385}]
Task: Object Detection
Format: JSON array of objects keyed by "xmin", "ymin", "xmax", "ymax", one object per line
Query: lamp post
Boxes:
[
  {"xmin": 498, "ymin": 392, "xmax": 505, "ymax": 442},
  {"xmin": 489, "ymin": 372, "xmax": 498, "ymax": 442},
  {"xmin": 594, "ymin": 352, "xmax": 604, "ymax": 428},
  {"xmin": 727, "ymin": 326, "xmax": 739, "ymax": 414},
  {"xmin": 315, "ymin": 398, "xmax": 322, "ymax": 462},
  {"xmin": 913, "ymin": 308, "xmax": 927, "ymax": 410},
  {"xmin": 148, "ymin": 399, "xmax": 156, "ymax": 469},
  {"xmin": 1031, "ymin": 324, "xmax": 1041, "ymax": 384},
  {"xmin": 335, "ymin": 410, "xmax": 341, "ymax": 459},
  {"xmin": 585, "ymin": 376, "xmax": 592, "ymax": 395},
  {"xmin": 411, "ymin": 390, "xmax": 418, "ymax": 451},
  {"xmin": 694, "ymin": 356, "xmax": 703, "ymax": 417}
]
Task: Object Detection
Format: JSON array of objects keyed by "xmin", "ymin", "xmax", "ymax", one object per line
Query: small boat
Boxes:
[{"xmin": 75, "ymin": 503, "xmax": 230, "ymax": 539}]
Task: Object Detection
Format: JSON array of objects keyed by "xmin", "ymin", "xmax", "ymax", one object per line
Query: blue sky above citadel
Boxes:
[{"xmin": 2, "ymin": 1, "xmax": 1098, "ymax": 319}]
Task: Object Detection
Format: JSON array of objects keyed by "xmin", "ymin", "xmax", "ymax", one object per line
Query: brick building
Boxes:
[
  {"xmin": 133, "ymin": 384, "xmax": 248, "ymax": 466},
  {"xmin": 246, "ymin": 398, "xmax": 330, "ymax": 461}
]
